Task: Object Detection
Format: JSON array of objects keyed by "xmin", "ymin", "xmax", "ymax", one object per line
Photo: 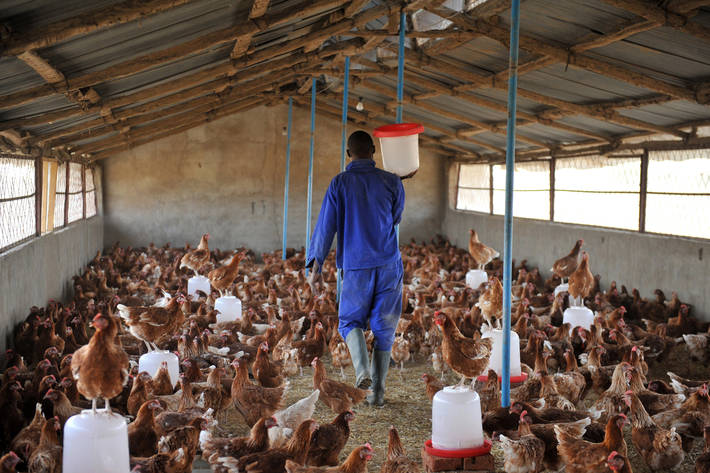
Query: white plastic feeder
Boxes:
[
  {"xmin": 63, "ymin": 411, "xmax": 130, "ymax": 473},
  {"xmin": 432, "ymin": 386, "xmax": 484, "ymax": 450},
  {"xmin": 563, "ymin": 306, "xmax": 595, "ymax": 334},
  {"xmin": 138, "ymin": 350, "xmax": 179, "ymax": 387},
  {"xmin": 373, "ymin": 123, "xmax": 424, "ymax": 177},
  {"xmin": 187, "ymin": 275, "xmax": 211, "ymax": 298},
  {"xmin": 215, "ymin": 296, "xmax": 242, "ymax": 324},
  {"xmin": 465, "ymin": 269, "xmax": 488, "ymax": 290},
  {"xmin": 553, "ymin": 282, "xmax": 569, "ymax": 298},
  {"xmin": 479, "ymin": 329, "xmax": 524, "ymax": 382}
]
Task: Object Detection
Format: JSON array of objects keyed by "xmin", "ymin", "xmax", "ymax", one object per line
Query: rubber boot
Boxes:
[
  {"xmin": 368, "ymin": 350, "xmax": 391, "ymax": 407},
  {"xmin": 345, "ymin": 329, "xmax": 372, "ymax": 389}
]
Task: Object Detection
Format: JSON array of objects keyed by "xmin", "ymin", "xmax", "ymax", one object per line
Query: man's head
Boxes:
[{"xmin": 347, "ymin": 130, "xmax": 375, "ymax": 160}]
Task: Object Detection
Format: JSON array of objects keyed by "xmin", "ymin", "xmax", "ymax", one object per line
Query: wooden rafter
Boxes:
[
  {"xmin": 0, "ymin": 0, "xmax": 370, "ymax": 110},
  {"xmin": 231, "ymin": 0, "xmax": 273, "ymax": 58},
  {"xmin": 17, "ymin": 50, "xmax": 102, "ymax": 115},
  {"xmin": 599, "ymin": 0, "xmax": 710, "ymax": 43},
  {"xmin": 432, "ymin": 6, "xmax": 705, "ymax": 103},
  {"xmin": 1, "ymin": 0, "xmax": 196, "ymax": 57},
  {"xmin": 89, "ymin": 97, "xmax": 269, "ymax": 161}
]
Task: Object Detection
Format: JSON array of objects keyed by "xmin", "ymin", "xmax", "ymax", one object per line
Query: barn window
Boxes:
[
  {"xmin": 67, "ymin": 163, "xmax": 84, "ymax": 224},
  {"xmin": 554, "ymin": 156, "xmax": 641, "ymax": 231},
  {"xmin": 0, "ymin": 156, "xmax": 36, "ymax": 250},
  {"xmin": 492, "ymin": 161, "xmax": 550, "ymax": 220},
  {"xmin": 456, "ymin": 163, "xmax": 490, "ymax": 213},
  {"xmin": 54, "ymin": 162, "xmax": 67, "ymax": 229},
  {"xmin": 646, "ymin": 149, "xmax": 710, "ymax": 240},
  {"xmin": 85, "ymin": 167, "xmax": 97, "ymax": 218}
]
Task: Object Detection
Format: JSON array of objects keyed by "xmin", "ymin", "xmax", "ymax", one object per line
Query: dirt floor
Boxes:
[{"xmin": 206, "ymin": 340, "xmax": 710, "ymax": 473}]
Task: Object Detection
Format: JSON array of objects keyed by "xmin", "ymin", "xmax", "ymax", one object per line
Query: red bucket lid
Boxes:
[
  {"xmin": 476, "ymin": 372, "xmax": 528, "ymax": 384},
  {"xmin": 424, "ymin": 438, "xmax": 492, "ymax": 458},
  {"xmin": 373, "ymin": 123, "xmax": 424, "ymax": 137}
]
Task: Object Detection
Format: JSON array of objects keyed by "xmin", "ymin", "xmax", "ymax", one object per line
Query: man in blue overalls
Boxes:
[{"xmin": 307, "ymin": 130, "xmax": 411, "ymax": 407}]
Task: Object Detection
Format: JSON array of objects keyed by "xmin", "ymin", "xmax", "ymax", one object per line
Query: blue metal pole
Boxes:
[
  {"xmin": 337, "ymin": 58, "xmax": 350, "ymax": 301},
  {"xmin": 305, "ymin": 78, "xmax": 316, "ymax": 276},
  {"xmin": 282, "ymin": 97, "xmax": 293, "ymax": 261},
  {"xmin": 395, "ymin": 9, "xmax": 405, "ymax": 242},
  {"xmin": 396, "ymin": 10, "xmax": 405, "ymax": 124},
  {"xmin": 501, "ymin": 0, "xmax": 521, "ymax": 408}
]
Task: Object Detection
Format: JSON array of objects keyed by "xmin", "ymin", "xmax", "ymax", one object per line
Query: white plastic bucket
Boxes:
[
  {"xmin": 563, "ymin": 306, "xmax": 595, "ymax": 334},
  {"xmin": 480, "ymin": 329, "xmax": 522, "ymax": 379},
  {"xmin": 187, "ymin": 275, "xmax": 211, "ymax": 298},
  {"xmin": 432, "ymin": 386, "xmax": 484, "ymax": 450},
  {"xmin": 63, "ymin": 411, "xmax": 130, "ymax": 473},
  {"xmin": 215, "ymin": 296, "xmax": 242, "ymax": 324},
  {"xmin": 465, "ymin": 269, "xmax": 488, "ymax": 290},
  {"xmin": 373, "ymin": 123, "xmax": 424, "ymax": 177},
  {"xmin": 138, "ymin": 350, "xmax": 179, "ymax": 387}
]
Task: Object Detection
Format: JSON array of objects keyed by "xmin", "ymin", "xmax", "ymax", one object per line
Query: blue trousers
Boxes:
[{"xmin": 338, "ymin": 260, "xmax": 403, "ymax": 351}]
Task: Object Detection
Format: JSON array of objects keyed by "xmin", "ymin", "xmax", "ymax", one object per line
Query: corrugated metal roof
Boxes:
[{"xmin": 0, "ymin": 0, "xmax": 708, "ymax": 161}]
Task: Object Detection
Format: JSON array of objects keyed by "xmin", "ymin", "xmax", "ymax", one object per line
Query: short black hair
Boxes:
[{"xmin": 347, "ymin": 130, "xmax": 375, "ymax": 158}]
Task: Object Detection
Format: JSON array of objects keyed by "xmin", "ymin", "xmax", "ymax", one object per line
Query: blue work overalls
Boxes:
[{"xmin": 307, "ymin": 159, "xmax": 405, "ymax": 351}]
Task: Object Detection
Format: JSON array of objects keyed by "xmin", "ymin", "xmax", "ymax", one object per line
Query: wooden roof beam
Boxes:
[
  {"xmin": 89, "ymin": 97, "xmax": 268, "ymax": 161},
  {"xmin": 439, "ymin": 8, "xmax": 701, "ymax": 102},
  {"xmin": 1, "ymin": 0, "xmax": 196, "ymax": 57},
  {"xmin": 0, "ymin": 0, "xmax": 383, "ymax": 110},
  {"xmin": 231, "ymin": 0, "xmax": 273, "ymax": 58},
  {"xmin": 17, "ymin": 50, "xmax": 102, "ymax": 113},
  {"xmin": 76, "ymin": 92, "xmax": 274, "ymax": 156},
  {"xmin": 47, "ymin": 75, "xmax": 293, "ymax": 148},
  {"xmin": 358, "ymin": 78, "xmax": 549, "ymax": 149},
  {"xmin": 599, "ymin": 0, "xmax": 710, "ymax": 43}
]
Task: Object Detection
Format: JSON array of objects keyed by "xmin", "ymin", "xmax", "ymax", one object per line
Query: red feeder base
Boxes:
[
  {"xmin": 476, "ymin": 371, "xmax": 528, "ymax": 384},
  {"xmin": 421, "ymin": 440, "xmax": 494, "ymax": 472}
]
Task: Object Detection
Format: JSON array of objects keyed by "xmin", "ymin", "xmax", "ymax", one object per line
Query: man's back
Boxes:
[{"xmin": 307, "ymin": 159, "xmax": 404, "ymax": 270}]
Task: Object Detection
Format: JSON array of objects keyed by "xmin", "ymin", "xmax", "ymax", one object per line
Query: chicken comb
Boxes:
[
  {"xmin": 92, "ymin": 312, "xmax": 103, "ymax": 320},
  {"xmin": 624, "ymin": 390, "xmax": 633, "ymax": 395},
  {"xmin": 364, "ymin": 442, "xmax": 372, "ymax": 450},
  {"xmin": 519, "ymin": 409, "xmax": 529, "ymax": 419},
  {"xmin": 607, "ymin": 451, "xmax": 619, "ymax": 461},
  {"xmin": 631, "ymin": 346, "xmax": 638, "ymax": 352}
]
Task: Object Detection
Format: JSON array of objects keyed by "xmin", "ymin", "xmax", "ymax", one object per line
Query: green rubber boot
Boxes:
[
  {"xmin": 345, "ymin": 329, "xmax": 372, "ymax": 389},
  {"xmin": 368, "ymin": 350, "xmax": 391, "ymax": 407}
]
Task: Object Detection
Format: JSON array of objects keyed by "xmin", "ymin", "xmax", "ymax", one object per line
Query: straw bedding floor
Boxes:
[{"xmin": 196, "ymin": 340, "xmax": 710, "ymax": 473}]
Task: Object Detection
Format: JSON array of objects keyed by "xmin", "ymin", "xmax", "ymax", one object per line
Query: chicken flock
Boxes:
[{"xmin": 1, "ymin": 232, "xmax": 709, "ymax": 473}]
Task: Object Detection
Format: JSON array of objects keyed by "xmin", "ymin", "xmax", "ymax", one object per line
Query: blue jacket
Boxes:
[{"xmin": 307, "ymin": 159, "xmax": 405, "ymax": 270}]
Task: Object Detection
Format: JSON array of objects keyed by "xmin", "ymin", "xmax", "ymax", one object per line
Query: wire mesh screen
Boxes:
[
  {"xmin": 68, "ymin": 163, "xmax": 83, "ymax": 223},
  {"xmin": 85, "ymin": 167, "xmax": 96, "ymax": 217},
  {"xmin": 554, "ymin": 156, "xmax": 640, "ymax": 230},
  {"xmin": 493, "ymin": 161, "xmax": 550, "ymax": 219},
  {"xmin": 646, "ymin": 149, "xmax": 710, "ymax": 239},
  {"xmin": 1, "ymin": 157, "xmax": 35, "ymax": 250},
  {"xmin": 54, "ymin": 162, "xmax": 66, "ymax": 228},
  {"xmin": 456, "ymin": 164, "xmax": 490, "ymax": 213}
]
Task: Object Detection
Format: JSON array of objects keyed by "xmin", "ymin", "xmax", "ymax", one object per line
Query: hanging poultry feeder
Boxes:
[
  {"xmin": 563, "ymin": 306, "xmax": 595, "ymax": 334},
  {"xmin": 553, "ymin": 282, "xmax": 569, "ymax": 298},
  {"xmin": 426, "ymin": 386, "xmax": 491, "ymax": 456},
  {"xmin": 477, "ymin": 328, "xmax": 527, "ymax": 384},
  {"xmin": 63, "ymin": 410, "xmax": 130, "ymax": 473},
  {"xmin": 187, "ymin": 275, "xmax": 211, "ymax": 299},
  {"xmin": 215, "ymin": 296, "xmax": 242, "ymax": 324},
  {"xmin": 465, "ymin": 269, "xmax": 488, "ymax": 290},
  {"xmin": 138, "ymin": 350, "xmax": 179, "ymax": 387},
  {"xmin": 373, "ymin": 123, "xmax": 424, "ymax": 177}
]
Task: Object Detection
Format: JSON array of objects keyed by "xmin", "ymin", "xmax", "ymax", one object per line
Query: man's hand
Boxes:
[
  {"xmin": 400, "ymin": 169, "xmax": 418, "ymax": 180},
  {"xmin": 307, "ymin": 260, "xmax": 322, "ymax": 291}
]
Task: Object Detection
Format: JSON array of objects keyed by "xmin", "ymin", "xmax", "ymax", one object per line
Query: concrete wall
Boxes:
[
  {"xmin": 442, "ymin": 162, "xmax": 710, "ymax": 321},
  {"xmin": 102, "ymin": 104, "xmax": 446, "ymax": 254},
  {"xmin": 0, "ymin": 167, "xmax": 104, "ymax": 349}
]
